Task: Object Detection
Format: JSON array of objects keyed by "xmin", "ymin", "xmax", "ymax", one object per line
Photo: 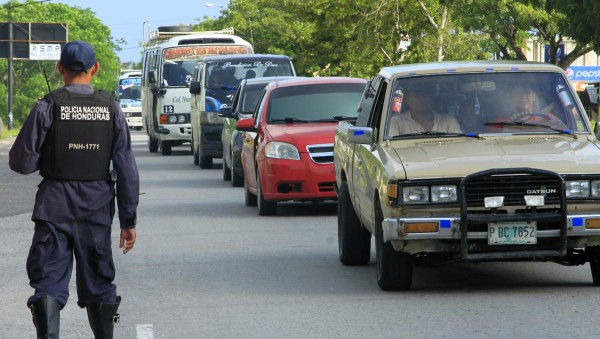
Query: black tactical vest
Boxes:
[{"xmin": 40, "ymin": 89, "xmax": 115, "ymax": 181}]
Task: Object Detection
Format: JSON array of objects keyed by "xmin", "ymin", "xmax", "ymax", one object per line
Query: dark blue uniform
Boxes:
[{"xmin": 9, "ymin": 83, "xmax": 139, "ymax": 309}]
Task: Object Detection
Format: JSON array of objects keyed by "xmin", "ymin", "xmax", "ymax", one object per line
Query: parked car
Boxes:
[
  {"xmin": 219, "ymin": 76, "xmax": 296, "ymax": 186},
  {"xmin": 236, "ymin": 77, "xmax": 367, "ymax": 215}
]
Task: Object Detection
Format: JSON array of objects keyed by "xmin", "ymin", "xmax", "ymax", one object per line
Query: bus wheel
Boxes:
[
  {"xmin": 161, "ymin": 140, "xmax": 172, "ymax": 155},
  {"xmin": 148, "ymin": 136, "xmax": 158, "ymax": 153}
]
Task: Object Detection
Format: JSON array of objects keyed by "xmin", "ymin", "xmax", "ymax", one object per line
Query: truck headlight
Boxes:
[
  {"xmin": 431, "ymin": 185, "xmax": 457, "ymax": 202},
  {"xmin": 265, "ymin": 142, "xmax": 300, "ymax": 160},
  {"xmin": 566, "ymin": 180, "xmax": 590, "ymax": 198},
  {"xmin": 592, "ymin": 180, "xmax": 600, "ymax": 197},
  {"xmin": 403, "ymin": 186, "xmax": 429, "ymax": 203}
]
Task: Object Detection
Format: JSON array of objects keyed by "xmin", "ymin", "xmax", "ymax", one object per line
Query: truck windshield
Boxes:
[
  {"xmin": 385, "ymin": 72, "xmax": 588, "ymax": 139},
  {"xmin": 205, "ymin": 58, "xmax": 295, "ymax": 90},
  {"xmin": 205, "ymin": 58, "xmax": 295, "ymax": 108}
]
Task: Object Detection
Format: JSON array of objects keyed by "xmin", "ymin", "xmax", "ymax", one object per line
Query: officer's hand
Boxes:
[{"xmin": 120, "ymin": 228, "xmax": 137, "ymax": 254}]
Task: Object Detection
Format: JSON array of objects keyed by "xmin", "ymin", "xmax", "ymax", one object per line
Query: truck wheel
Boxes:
[
  {"xmin": 160, "ymin": 140, "xmax": 172, "ymax": 155},
  {"xmin": 231, "ymin": 150, "xmax": 244, "ymax": 187},
  {"xmin": 375, "ymin": 204, "xmax": 412, "ymax": 291},
  {"xmin": 148, "ymin": 136, "xmax": 159, "ymax": 153},
  {"xmin": 200, "ymin": 155, "xmax": 213, "ymax": 169},
  {"xmin": 244, "ymin": 180, "xmax": 257, "ymax": 207},
  {"xmin": 257, "ymin": 174, "xmax": 277, "ymax": 216},
  {"xmin": 192, "ymin": 135, "xmax": 199, "ymax": 165},
  {"xmin": 589, "ymin": 247, "xmax": 600, "ymax": 286},
  {"xmin": 222, "ymin": 149, "xmax": 231, "ymax": 181},
  {"xmin": 338, "ymin": 181, "xmax": 371, "ymax": 265}
]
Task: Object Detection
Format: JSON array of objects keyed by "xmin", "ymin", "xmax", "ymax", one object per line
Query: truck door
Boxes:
[{"xmin": 353, "ymin": 77, "xmax": 386, "ymax": 226}]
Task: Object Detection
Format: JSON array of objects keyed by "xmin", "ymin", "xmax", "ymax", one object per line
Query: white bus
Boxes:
[
  {"xmin": 116, "ymin": 71, "xmax": 143, "ymax": 130},
  {"xmin": 141, "ymin": 25, "xmax": 253, "ymax": 155}
]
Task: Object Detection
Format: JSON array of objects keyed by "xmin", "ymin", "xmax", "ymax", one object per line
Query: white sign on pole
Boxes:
[{"xmin": 29, "ymin": 43, "xmax": 61, "ymax": 60}]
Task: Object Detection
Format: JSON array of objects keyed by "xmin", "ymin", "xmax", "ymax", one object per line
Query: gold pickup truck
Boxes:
[{"xmin": 333, "ymin": 61, "xmax": 600, "ymax": 290}]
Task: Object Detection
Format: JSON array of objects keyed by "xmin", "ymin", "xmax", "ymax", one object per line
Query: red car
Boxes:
[{"xmin": 236, "ymin": 77, "xmax": 367, "ymax": 215}]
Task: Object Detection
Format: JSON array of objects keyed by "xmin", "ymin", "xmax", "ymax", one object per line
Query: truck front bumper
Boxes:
[
  {"xmin": 383, "ymin": 214, "xmax": 600, "ymax": 258},
  {"xmin": 199, "ymin": 124, "xmax": 224, "ymax": 157}
]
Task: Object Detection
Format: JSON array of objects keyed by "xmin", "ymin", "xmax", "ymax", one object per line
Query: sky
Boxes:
[{"xmin": 55, "ymin": 0, "xmax": 231, "ymax": 63}]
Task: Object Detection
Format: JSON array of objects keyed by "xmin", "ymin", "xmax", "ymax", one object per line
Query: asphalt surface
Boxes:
[{"xmin": 0, "ymin": 135, "xmax": 39, "ymax": 218}]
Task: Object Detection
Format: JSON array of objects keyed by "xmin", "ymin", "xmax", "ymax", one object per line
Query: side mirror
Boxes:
[
  {"xmin": 236, "ymin": 117, "xmax": 256, "ymax": 132},
  {"xmin": 189, "ymin": 81, "xmax": 201, "ymax": 95},
  {"xmin": 148, "ymin": 70, "xmax": 156, "ymax": 84},
  {"xmin": 347, "ymin": 126, "xmax": 374, "ymax": 144},
  {"xmin": 218, "ymin": 107, "xmax": 234, "ymax": 118}
]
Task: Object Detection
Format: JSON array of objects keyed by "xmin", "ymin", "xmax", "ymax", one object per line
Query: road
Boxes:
[{"xmin": 2, "ymin": 132, "xmax": 600, "ymax": 338}]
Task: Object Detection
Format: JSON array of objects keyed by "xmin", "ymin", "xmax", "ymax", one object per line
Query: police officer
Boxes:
[{"xmin": 9, "ymin": 40, "xmax": 139, "ymax": 339}]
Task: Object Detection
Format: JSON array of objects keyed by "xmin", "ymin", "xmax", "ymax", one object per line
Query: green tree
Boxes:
[
  {"xmin": 0, "ymin": 0, "xmax": 121, "ymax": 125},
  {"xmin": 200, "ymin": 0, "xmax": 494, "ymax": 78},
  {"xmin": 454, "ymin": 0, "xmax": 592, "ymax": 68}
]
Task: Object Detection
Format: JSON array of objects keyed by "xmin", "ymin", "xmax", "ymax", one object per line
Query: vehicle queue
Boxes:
[{"xmin": 132, "ymin": 25, "xmax": 600, "ymax": 291}]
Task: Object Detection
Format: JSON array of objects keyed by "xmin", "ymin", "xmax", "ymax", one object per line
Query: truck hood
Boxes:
[
  {"xmin": 391, "ymin": 136, "xmax": 600, "ymax": 179},
  {"xmin": 265, "ymin": 123, "xmax": 337, "ymax": 151}
]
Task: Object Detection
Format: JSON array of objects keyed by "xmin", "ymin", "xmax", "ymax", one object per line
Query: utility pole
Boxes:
[{"xmin": 8, "ymin": 21, "xmax": 13, "ymax": 130}]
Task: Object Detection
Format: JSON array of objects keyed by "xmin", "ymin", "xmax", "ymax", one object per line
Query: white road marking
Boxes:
[{"xmin": 136, "ymin": 324, "xmax": 154, "ymax": 339}]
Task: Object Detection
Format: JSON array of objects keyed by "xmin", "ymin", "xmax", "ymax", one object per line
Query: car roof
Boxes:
[
  {"xmin": 379, "ymin": 60, "xmax": 565, "ymax": 79},
  {"xmin": 264, "ymin": 76, "xmax": 367, "ymax": 90},
  {"xmin": 243, "ymin": 76, "xmax": 298, "ymax": 87},
  {"xmin": 201, "ymin": 54, "xmax": 292, "ymax": 63}
]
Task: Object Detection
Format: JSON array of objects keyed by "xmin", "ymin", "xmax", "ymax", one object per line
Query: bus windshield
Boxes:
[
  {"xmin": 162, "ymin": 45, "xmax": 253, "ymax": 88},
  {"xmin": 118, "ymin": 77, "xmax": 142, "ymax": 100}
]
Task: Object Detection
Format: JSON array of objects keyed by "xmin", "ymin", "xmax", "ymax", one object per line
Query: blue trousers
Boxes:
[{"xmin": 26, "ymin": 220, "xmax": 117, "ymax": 308}]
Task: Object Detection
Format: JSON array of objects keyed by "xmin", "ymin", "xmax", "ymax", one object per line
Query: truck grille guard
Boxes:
[{"xmin": 459, "ymin": 168, "xmax": 568, "ymax": 261}]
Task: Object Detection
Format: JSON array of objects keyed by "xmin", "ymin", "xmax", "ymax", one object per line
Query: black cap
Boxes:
[{"xmin": 60, "ymin": 40, "xmax": 96, "ymax": 73}]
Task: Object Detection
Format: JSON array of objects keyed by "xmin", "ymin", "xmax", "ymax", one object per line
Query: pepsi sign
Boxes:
[{"xmin": 566, "ymin": 66, "xmax": 600, "ymax": 82}]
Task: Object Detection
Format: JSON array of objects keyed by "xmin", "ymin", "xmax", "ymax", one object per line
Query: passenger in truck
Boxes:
[{"xmin": 388, "ymin": 82, "xmax": 462, "ymax": 136}]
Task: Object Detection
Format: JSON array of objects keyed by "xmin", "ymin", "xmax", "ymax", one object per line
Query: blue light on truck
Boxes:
[
  {"xmin": 353, "ymin": 130, "xmax": 365, "ymax": 136},
  {"xmin": 572, "ymin": 217, "xmax": 584, "ymax": 227},
  {"xmin": 440, "ymin": 220, "xmax": 451, "ymax": 229}
]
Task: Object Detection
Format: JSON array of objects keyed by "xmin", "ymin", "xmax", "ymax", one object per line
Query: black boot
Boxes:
[
  {"xmin": 30, "ymin": 295, "xmax": 61, "ymax": 339},
  {"xmin": 86, "ymin": 296, "xmax": 121, "ymax": 339}
]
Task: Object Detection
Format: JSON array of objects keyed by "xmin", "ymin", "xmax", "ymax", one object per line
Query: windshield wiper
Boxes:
[
  {"xmin": 395, "ymin": 131, "xmax": 483, "ymax": 139},
  {"xmin": 271, "ymin": 117, "xmax": 309, "ymax": 124},
  {"xmin": 208, "ymin": 85, "xmax": 237, "ymax": 90},
  {"xmin": 483, "ymin": 121, "xmax": 575, "ymax": 136},
  {"xmin": 332, "ymin": 115, "xmax": 357, "ymax": 121}
]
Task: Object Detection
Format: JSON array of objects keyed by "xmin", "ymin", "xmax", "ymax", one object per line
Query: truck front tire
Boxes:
[
  {"xmin": 338, "ymin": 181, "xmax": 371, "ymax": 265},
  {"xmin": 589, "ymin": 246, "xmax": 600, "ymax": 286},
  {"xmin": 375, "ymin": 204, "xmax": 412, "ymax": 291},
  {"xmin": 192, "ymin": 135, "xmax": 199, "ymax": 165}
]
